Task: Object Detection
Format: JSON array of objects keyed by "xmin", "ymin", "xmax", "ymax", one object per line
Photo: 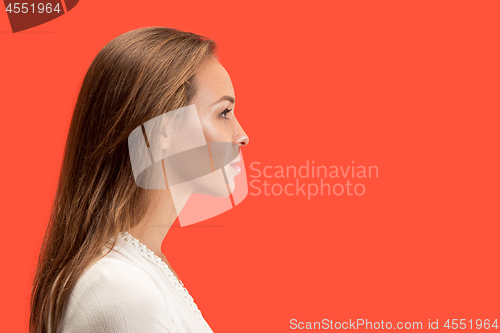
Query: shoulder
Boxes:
[
  {"xmin": 59, "ymin": 253, "xmax": 174, "ymax": 333},
  {"xmin": 72, "ymin": 252, "xmax": 161, "ymax": 301},
  {"xmin": 80, "ymin": 252, "xmax": 158, "ymax": 291}
]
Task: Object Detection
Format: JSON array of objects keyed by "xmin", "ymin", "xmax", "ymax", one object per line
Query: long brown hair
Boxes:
[{"xmin": 29, "ymin": 27, "xmax": 217, "ymax": 333}]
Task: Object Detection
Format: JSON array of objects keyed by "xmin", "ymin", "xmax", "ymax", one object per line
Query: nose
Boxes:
[{"xmin": 232, "ymin": 119, "xmax": 249, "ymax": 147}]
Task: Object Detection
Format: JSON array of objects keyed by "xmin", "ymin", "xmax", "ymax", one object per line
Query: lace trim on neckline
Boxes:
[{"xmin": 117, "ymin": 231, "xmax": 209, "ymax": 329}]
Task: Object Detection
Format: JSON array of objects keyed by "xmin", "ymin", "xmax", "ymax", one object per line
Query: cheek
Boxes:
[{"xmin": 200, "ymin": 117, "xmax": 233, "ymax": 143}]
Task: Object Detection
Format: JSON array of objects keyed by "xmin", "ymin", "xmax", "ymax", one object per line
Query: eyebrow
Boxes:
[{"xmin": 213, "ymin": 95, "xmax": 235, "ymax": 106}]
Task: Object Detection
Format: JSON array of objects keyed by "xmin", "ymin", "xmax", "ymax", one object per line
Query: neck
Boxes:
[{"xmin": 128, "ymin": 190, "xmax": 185, "ymax": 257}]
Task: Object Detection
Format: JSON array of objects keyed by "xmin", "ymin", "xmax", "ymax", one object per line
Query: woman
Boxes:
[{"xmin": 29, "ymin": 27, "xmax": 249, "ymax": 333}]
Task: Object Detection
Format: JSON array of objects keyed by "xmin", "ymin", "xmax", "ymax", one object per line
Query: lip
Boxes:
[{"xmin": 230, "ymin": 159, "xmax": 241, "ymax": 174}]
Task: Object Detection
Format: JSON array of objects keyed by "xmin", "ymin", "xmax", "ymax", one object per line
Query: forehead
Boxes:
[{"xmin": 192, "ymin": 56, "xmax": 235, "ymax": 104}]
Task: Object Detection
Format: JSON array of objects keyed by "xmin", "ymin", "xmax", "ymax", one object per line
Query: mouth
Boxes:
[{"xmin": 229, "ymin": 156, "xmax": 241, "ymax": 174}]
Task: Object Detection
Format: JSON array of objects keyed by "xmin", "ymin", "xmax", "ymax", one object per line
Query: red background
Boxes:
[{"xmin": 1, "ymin": 1, "xmax": 499, "ymax": 332}]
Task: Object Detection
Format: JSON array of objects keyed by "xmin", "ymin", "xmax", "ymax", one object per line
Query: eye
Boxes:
[{"xmin": 219, "ymin": 108, "xmax": 233, "ymax": 119}]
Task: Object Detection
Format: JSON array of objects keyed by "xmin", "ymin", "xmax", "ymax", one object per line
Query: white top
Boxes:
[{"xmin": 58, "ymin": 232, "xmax": 214, "ymax": 333}]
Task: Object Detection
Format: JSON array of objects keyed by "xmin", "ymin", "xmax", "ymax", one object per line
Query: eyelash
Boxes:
[{"xmin": 219, "ymin": 108, "xmax": 233, "ymax": 119}]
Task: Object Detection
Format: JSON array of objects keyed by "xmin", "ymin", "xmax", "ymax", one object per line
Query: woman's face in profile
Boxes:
[
  {"xmin": 189, "ymin": 56, "xmax": 249, "ymax": 193},
  {"xmin": 130, "ymin": 55, "xmax": 248, "ymax": 198}
]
